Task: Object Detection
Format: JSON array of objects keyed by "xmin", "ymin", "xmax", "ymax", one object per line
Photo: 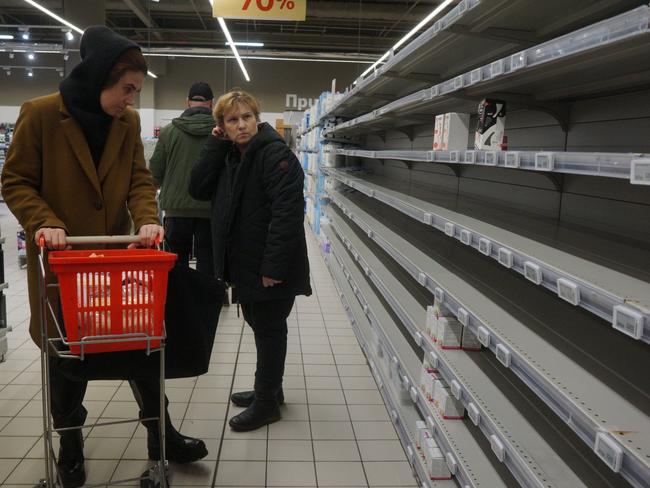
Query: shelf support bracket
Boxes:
[
  {"xmin": 491, "ymin": 93, "xmax": 571, "ymax": 132},
  {"xmin": 393, "ymin": 126, "xmax": 417, "ymax": 142}
]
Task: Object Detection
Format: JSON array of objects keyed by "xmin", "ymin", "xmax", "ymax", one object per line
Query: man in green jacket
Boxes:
[{"xmin": 150, "ymin": 82, "xmax": 215, "ymax": 275}]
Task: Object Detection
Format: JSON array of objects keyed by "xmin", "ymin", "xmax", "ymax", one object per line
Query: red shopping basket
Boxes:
[{"xmin": 48, "ymin": 248, "xmax": 177, "ymax": 354}]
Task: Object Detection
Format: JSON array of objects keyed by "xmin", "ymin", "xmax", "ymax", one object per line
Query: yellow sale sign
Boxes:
[{"xmin": 213, "ymin": 0, "xmax": 306, "ymax": 21}]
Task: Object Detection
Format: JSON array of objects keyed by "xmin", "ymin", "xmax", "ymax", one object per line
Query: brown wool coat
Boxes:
[{"xmin": 1, "ymin": 92, "xmax": 160, "ymax": 347}]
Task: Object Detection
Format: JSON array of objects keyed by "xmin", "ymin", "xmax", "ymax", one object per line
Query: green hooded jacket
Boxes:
[{"xmin": 149, "ymin": 106, "xmax": 214, "ymax": 218}]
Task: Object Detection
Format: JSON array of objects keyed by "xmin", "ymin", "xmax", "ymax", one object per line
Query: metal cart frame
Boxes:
[{"xmin": 36, "ymin": 236, "xmax": 168, "ymax": 488}]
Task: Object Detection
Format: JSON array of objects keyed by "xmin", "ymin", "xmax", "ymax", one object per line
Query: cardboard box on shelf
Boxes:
[
  {"xmin": 441, "ymin": 113, "xmax": 470, "ymax": 151},
  {"xmin": 474, "ymin": 99, "xmax": 507, "ymax": 150}
]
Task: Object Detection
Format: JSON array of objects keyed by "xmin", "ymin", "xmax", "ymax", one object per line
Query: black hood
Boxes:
[{"xmin": 59, "ymin": 26, "xmax": 143, "ymax": 165}]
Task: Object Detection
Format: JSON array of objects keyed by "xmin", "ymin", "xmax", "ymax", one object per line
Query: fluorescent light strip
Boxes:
[
  {"xmin": 359, "ymin": 0, "xmax": 454, "ymax": 79},
  {"xmin": 0, "ymin": 35, "xmax": 14, "ymax": 40},
  {"xmin": 22, "ymin": 0, "xmax": 83, "ymax": 35},
  {"xmin": 208, "ymin": 0, "xmax": 250, "ymax": 81},
  {"xmin": 217, "ymin": 17, "xmax": 250, "ymax": 82},
  {"xmin": 145, "ymin": 52, "xmax": 372, "ymax": 64},
  {"xmin": 21, "ymin": 0, "xmax": 158, "ymax": 78},
  {"xmin": 226, "ymin": 42, "xmax": 264, "ymax": 47}
]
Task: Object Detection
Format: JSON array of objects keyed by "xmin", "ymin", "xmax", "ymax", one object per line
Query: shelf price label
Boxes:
[{"xmin": 213, "ymin": 0, "xmax": 307, "ymax": 21}]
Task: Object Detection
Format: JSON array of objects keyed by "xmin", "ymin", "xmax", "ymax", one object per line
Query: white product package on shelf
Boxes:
[
  {"xmin": 419, "ymin": 359, "xmax": 439, "ymax": 401},
  {"xmin": 425, "ymin": 444, "xmax": 452, "ymax": 480},
  {"xmin": 438, "ymin": 316, "xmax": 462, "ymax": 349},
  {"xmin": 415, "ymin": 420, "xmax": 428, "ymax": 449},
  {"xmin": 433, "ymin": 381, "xmax": 464, "ymax": 419},
  {"xmin": 474, "ymin": 99, "xmax": 507, "ymax": 150},
  {"xmin": 433, "ymin": 114, "xmax": 445, "ymax": 150},
  {"xmin": 461, "ymin": 326, "xmax": 482, "ymax": 351},
  {"xmin": 441, "ymin": 113, "xmax": 470, "ymax": 151},
  {"xmin": 425, "ymin": 304, "xmax": 438, "ymax": 339}
]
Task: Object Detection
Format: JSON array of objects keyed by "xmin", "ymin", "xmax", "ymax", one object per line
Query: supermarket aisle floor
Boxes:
[{"xmin": 0, "ymin": 203, "xmax": 416, "ymax": 488}]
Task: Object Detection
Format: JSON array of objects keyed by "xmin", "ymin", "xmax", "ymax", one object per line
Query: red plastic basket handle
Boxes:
[{"xmin": 40, "ymin": 235, "xmax": 161, "ymax": 249}]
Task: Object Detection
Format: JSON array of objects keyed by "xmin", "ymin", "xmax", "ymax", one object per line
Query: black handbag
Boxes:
[{"xmin": 55, "ymin": 265, "xmax": 225, "ymax": 381}]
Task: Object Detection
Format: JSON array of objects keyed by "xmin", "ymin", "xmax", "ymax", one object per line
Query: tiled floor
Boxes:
[{"xmin": 0, "ymin": 204, "xmax": 416, "ymax": 487}]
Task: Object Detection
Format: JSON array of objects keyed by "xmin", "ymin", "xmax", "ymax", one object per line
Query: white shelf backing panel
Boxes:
[
  {"xmin": 324, "ymin": 167, "xmax": 650, "ymax": 344},
  {"xmin": 326, "ymin": 210, "xmax": 632, "ymax": 488},
  {"xmin": 326, "ymin": 254, "xmax": 457, "ymax": 488},
  {"xmin": 324, "ymin": 230, "xmax": 509, "ymax": 488},
  {"xmin": 327, "ymin": 5, "xmax": 650, "ymax": 136},
  {"xmin": 336, "ymin": 149, "xmax": 650, "ymax": 182},
  {"xmin": 325, "ymin": 189, "xmax": 650, "ymax": 488},
  {"xmin": 325, "ymin": 0, "xmax": 645, "ymax": 120}
]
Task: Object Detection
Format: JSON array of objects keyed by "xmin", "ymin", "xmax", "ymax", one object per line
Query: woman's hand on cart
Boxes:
[
  {"xmin": 35, "ymin": 227, "xmax": 71, "ymax": 250},
  {"xmin": 130, "ymin": 224, "xmax": 164, "ymax": 249}
]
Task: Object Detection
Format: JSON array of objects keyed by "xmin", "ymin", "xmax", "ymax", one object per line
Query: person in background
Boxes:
[
  {"xmin": 149, "ymin": 82, "xmax": 216, "ymax": 277},
  {"xmin": 1, "ymin": 26, "xmax": 207, "ymax": 488},
  {"xmin": 190, "ymin": 90, "xmax": 312, "ymax": 431}
]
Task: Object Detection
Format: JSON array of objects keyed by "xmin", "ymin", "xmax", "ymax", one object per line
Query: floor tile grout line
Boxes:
[{"xmin": 210, "ymin": 314, "xmax": 246, "ymax": 488}]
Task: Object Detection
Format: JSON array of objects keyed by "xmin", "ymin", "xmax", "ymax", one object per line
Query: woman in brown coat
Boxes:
[{"xmin": 1, "ymin": 26, "xmax": 206, "ymax": 488}]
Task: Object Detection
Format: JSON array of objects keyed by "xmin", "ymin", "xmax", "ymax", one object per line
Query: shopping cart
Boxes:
[{"xmin": 36, "ymin": 235, "xmax": 176, "ymax": 488}]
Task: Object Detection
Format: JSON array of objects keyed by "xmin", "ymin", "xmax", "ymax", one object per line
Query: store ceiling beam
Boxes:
[{"xmin": 121, "ymin": 0, "xmax": 163, "ymax": 41}]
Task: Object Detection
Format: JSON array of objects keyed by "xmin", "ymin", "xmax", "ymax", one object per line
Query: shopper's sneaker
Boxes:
[
  {"xmin": 147, "ymin": 423, "xmax": 208, "ymax": 464},
  {"xmin": 57, "ymin": 430, "xmax": 86, "ymax": 488},
  {"xmin": 230, "ymin": 389, "xmax": 284, "ymax": 408},
  {"xmin": 229, "ymin": 400, "xmax": 281, "ymax": 432}
]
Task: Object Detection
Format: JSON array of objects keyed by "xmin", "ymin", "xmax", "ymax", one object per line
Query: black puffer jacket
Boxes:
[{"xmin": 189, "ymin": 123, "xmax": 311, "ymax": 303}]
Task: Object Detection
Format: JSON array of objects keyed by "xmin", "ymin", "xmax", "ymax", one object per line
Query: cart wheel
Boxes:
[
  {"xmin": 140, "ymin": 463, "xmax": 168, "ymax": 488},
  {"xmin": 34, "ymin": 480, "xmax": 50, "ymax": 488}
]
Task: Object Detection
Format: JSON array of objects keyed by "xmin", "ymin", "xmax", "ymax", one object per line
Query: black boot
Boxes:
[
  {"xmin": 57, "ymin": 429, "xmax": 86, "ymax": 488},
  {"xmin": 147, "ymin": 418, "xmax": 208, "ymax": 464},
  {"xmin": 230, "ymin": 388, "xmax": 284, "ymax": 408},
  {"xmin": 229, "ymin": 398, "xmax": 281, "ymax": 432}
]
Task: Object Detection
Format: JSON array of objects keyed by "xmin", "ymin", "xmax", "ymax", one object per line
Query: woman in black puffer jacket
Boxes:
[{"xmin": 190, "ymin": 90, "xmax": 311, "ymax": 432}]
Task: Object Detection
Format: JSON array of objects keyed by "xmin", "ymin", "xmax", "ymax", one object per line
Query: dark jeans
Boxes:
[
  {"xmin": 241, "ymin": 298, "xmax": 295, "ymax": 400},
  {"xmin": 49, "ymin": 356, "xmax": 167, "ymax": 430},
  {"xmin": 164, "ymin": 217, "xmax": 213, "ymax": 275}
]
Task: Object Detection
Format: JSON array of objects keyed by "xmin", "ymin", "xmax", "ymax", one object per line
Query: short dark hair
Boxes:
[{"xmin": 104, "ymin": 48, "xmax": 148, "ymax": 88}]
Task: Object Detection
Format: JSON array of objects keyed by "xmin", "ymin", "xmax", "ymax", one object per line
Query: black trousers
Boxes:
[
  {"xmin": 241, "ymin": 298, "xmax": 295, "ymax": 400},
  {"xmin": 164, "ymin": 217, "xmax": 213, "ymax": 275},
  {"xmin": 49, "ymin": 356, "xmax": 167, "ymax": 430}
]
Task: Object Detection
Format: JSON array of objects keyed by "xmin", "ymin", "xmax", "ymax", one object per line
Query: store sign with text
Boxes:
[
  {"xmin": 212, "ymin": 0, "xmax": 306, "ymax": 21},
  {"xmin": 285, "ymin": 94, "xmax": 317, "ymax": 110}
]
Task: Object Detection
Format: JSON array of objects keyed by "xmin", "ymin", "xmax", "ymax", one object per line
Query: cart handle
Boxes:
[{"xmin": 38, "ymin": 235, "xmax": 161, "ymax": 248}]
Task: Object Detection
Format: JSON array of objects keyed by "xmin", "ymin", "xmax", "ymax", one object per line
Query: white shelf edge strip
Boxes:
[
  {"xmin": 325, "ymin": 240, "xmax": 492, "ymax": 488},
  {"xmin": 324, "ymin": 167, "xmax": 650, "ymax": 344},
  {"xmin": 324, "ymin": 190, "xmax": 650, "ymax": 488},
  {"xmin": 326, "ymin": 214, "xmax": 594, "ymax": 488},
  {"xmin": 336, "ymin": 149, "xmax": 650, "ymax": 182}
]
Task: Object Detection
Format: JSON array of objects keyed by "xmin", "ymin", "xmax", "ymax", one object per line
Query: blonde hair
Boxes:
[{"xmin": 213, "ymin": 89, "xmax": 261, "ymax": 125}]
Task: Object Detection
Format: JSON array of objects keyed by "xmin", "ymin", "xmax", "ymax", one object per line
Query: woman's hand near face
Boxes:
[
  {"xmin": 35, "ymin": 227, "xmax": 70, "ymax": 250},
  {"xmin": 212, "ymin": 126, "xmax": 228, "ymax": 140}
]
